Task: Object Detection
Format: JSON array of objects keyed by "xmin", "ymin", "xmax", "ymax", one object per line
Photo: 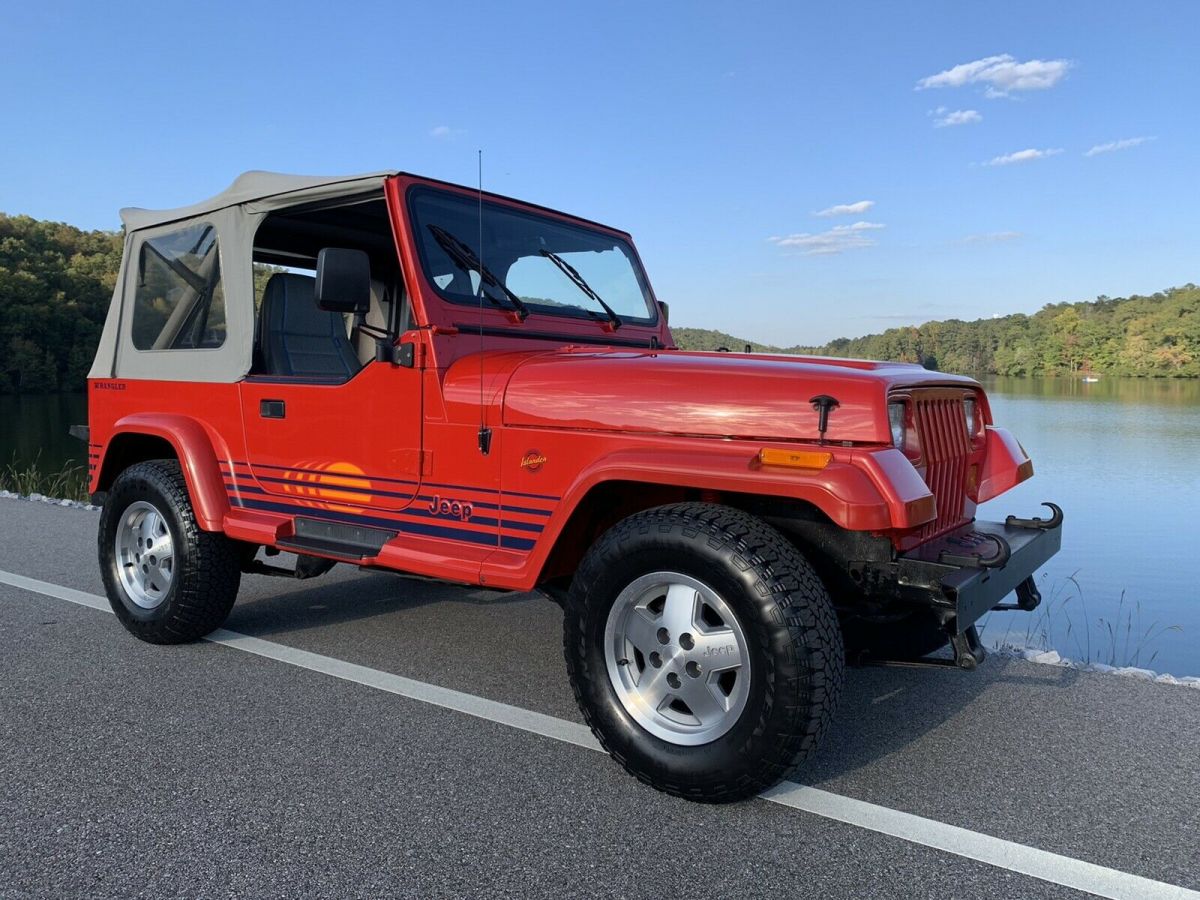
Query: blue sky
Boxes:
[{"xmin": 2, "ymin": 0, "xmax": 1196, "ymax": 345}]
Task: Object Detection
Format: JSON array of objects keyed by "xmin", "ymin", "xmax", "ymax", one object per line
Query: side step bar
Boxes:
[{"xmin": 275, "ymin": 517, "xmax": 397, "ymax": 561}]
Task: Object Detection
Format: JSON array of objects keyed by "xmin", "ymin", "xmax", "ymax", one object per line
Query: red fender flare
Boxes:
[{"xmin": 104, "ymin": 414, "xmax": 232, "ymax": 532}]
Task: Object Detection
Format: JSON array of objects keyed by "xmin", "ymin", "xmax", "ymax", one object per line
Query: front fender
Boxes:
[
  {"xmin": 483, "ymin": 439, "xmax": 942, "ymax": 591},
  {"xmin": 558, "ymin": 446, "xmax": 899, "ymax": 531},
  {"xmin": 101, "ymin": 414, "xmax": 232, "ymax": 531},
  {"xmin": 554, "ymin": 445, "xmax": 941, "ymax": 535}
]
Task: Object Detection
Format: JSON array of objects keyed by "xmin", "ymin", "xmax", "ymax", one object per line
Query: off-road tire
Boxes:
[
  {"xmin": 842, "ymin": 610, "xmax": 950, "ymax": 662},
  {"xmin": 99, "ymin": 459, "xmax": 240, "ymax": 644},
  {"xmin": 564, "ymin": 502, "xmax": 844, "ymax": 803}
]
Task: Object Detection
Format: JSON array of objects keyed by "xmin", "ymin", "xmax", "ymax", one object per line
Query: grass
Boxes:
[
  {"xmin": 0, "ymin": 453, "xmax": 90, "ymax": 503},
  {"xmin": 978, "ymin": 571, "xmax": 1183, "ymax": 670}
]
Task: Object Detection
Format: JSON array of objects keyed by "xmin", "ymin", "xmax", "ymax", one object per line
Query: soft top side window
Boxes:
[{"xmin": 132, "ymin": 223, "xmax": 226, "ymax": 351}]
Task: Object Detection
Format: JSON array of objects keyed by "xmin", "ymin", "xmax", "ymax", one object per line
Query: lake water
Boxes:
[
  {"xmin": 977, "ymin": 377, "xmax": 1200, "ymax": 676},
  {"xmin": 3, "ymin": 380, "xmax": 1199, "ymax": 675},
  {"xmin": 0, "ymin": 393, "xmax": 88, "ymax": 470}
]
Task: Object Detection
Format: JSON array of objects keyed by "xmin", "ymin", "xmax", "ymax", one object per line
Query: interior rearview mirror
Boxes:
[{"xmin": 315, "ymin": 248, "xmax": 370, "ymax": 313}]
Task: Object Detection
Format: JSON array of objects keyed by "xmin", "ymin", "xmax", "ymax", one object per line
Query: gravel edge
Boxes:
[{"xmin": 0, "ymin": 489, "xmax": 100, "ymax": 511}]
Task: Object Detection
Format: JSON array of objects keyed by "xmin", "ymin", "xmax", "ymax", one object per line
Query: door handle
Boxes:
[{"xmin": 259, "ymin": 399, "xmax": 286, "ymax": 419}]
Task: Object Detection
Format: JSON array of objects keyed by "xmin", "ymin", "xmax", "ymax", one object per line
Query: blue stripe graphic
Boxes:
[
  {"xmin": 221, "ymin": 466, "xmax": 557, "ymax": 519},
  {"xmin": 240, "ymin": 460, "xmax": 420, "ymax": 487},
  {"xmin": 223, "ymin": 484, "xmax": 543, "ymax": 535},
  {"xmin": 248, "ymin": 472, "xmax": 417, "ymax": 501},
  {"xmin": 229, "ymin": 495, "xmax": 536, "ymax": 551},
  {"xmin": 221, "ymin": 460, "xmax": 561, "ymax": 504}
]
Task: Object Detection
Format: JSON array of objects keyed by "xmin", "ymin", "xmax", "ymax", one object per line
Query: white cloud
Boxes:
[
  {"xmin": 982, "ymin": 147, "xmax": 1063, "ymax": 166},
  {"xmin": 961, "ymin": 231, "xmax": 1023, "ymax": 243},
  {"xmin": 917, "ymin": 54, "xmax": 1071, "ymax": 97},
  {"xmin": 814, "ymin": 200, "xmax": 875, "ymax": 217},
  {"xmin": 768, "ymin": 222, "xmax": 885, "ymax": 256},
  {"xmin": 429, "ymin": 125, "xmax": 463, "ymax": 139},
  {"xmin": 1084, "ymin": 136, "xmax": 1155, "ymax": 157},
  {"xmin": 933, "ymin": 108, "xmax": 982, "ymax": 127}
]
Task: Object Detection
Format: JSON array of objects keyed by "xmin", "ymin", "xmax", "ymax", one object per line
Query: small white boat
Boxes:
[{"xmin": 1082, "ymin": 375, "xmax": 1100, "ymax": 383}]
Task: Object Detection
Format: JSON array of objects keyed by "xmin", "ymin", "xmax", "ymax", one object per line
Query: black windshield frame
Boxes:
[{"xmin": 405, "ymin": 186, "xmax": 659, "ymax": 327}]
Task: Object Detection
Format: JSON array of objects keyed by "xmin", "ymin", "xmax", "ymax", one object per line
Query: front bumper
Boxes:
[{"xmin": 872, "ymin": 504, "xmax": 1063, "ymax": 634}]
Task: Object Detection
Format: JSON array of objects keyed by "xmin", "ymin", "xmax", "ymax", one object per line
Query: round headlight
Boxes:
[{"xmin": 888, "ymin": 401, "xmax": 906, "ymax": 449}]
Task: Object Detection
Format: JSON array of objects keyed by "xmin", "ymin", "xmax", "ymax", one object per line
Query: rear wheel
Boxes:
[
  {"xmin": 564, "ymin": 503, "xmax": 844, "ymax": 803},
  {"xmin": 99, "ymin": 460, "xmax": 240, "ymax": 644}
]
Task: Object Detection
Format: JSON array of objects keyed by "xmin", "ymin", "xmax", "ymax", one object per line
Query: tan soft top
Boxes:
[
  {"xmin": 92, "ymin": 170, "xmax": 395, "ymax": 382},
  {"xmin": 119, "ymin": 170, "xmax": 395, "ymax": 232}
]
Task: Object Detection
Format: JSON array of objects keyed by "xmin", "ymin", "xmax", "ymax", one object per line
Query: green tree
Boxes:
[{"xmin": 0, "ymin": 212, "xmax": 122, "ymax": 393}]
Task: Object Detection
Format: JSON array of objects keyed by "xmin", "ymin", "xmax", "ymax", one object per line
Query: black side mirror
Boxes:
[
  {"xmin": 658, "ymin": 300, "xmax": 670, "ymax": 324},
  {"xmin": 315, "ymin": 248, "xmax": 370, "ymax": 313}
]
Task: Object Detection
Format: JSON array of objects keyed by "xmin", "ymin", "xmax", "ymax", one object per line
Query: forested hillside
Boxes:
[
  {"xmin": 0, "ymin": 214, "xmax": 122, "ymax": 392},
  {"xmin": 792, "ymin": 286, "xmax": 1200, "ymax": 377},
  {"xmin": 669, "ymin": 328, "xmax": 777, "ymax": 353},
  {"xmin": 1, "ymin": 212, "xmax": 1196, "ymax": 391},
  {"xmin": 677, "ymin": 285, "xmax": 1200, "ymax": 377},
  {"xmin": 0, "ymin": 214, "xmax": 280, "ymax": 393}
]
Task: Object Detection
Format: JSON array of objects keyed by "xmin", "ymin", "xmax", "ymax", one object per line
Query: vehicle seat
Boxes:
[
  {"xmin": 354, "ymin": 279, "xmax": 392, "ymax": 364},
  {"xmin": 259, "ymin": 273, "xmax": 360, "ymax": 380}
]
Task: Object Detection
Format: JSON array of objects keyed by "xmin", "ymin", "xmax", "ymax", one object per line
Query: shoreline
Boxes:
[{"xmin": 991, "ymin": 643, "xmax": 1200, "ymax": 689}]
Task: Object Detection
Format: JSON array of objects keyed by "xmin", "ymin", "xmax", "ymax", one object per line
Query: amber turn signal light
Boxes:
[{"xmin": 757, "ymin": 448, "xmax": 833, "ymax": 469}]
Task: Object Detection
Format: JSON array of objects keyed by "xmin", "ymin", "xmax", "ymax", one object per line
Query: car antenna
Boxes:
[{"xmin": 476, "ymin": 149, "xmax": 492, "ymax": 456}]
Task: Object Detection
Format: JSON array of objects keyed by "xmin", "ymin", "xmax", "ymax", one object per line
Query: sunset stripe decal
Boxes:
[{"xmin": 220, "ymin": 461, "xmax": 556, "ymax": 553}]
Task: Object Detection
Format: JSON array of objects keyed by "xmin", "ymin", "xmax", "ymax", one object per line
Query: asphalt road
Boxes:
[{"xmin": 1, "ymin": 498, "xmax": 1197, "ymax": 899}]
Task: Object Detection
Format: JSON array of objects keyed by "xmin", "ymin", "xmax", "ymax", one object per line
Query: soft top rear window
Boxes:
[
  {"xmin": 132, "ymin": 222, "xmax": 225, "ymax": 351},
  {"xmin": 407, "ymin": 187, "xmax": 657, "ymax": 325}
]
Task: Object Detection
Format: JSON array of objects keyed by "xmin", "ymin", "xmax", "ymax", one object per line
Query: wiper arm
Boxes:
[
  {"xmin": 427, "ymin": 225, "xmax": 529, "ymax": 321},
  {"xmin": 539, "ymin": 249, "xmax": 622, "ymax": 331}
]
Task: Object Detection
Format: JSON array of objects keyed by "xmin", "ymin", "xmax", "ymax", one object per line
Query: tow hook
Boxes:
[
  {"xmin": 938, "ymin": 533, "xmax": 1011, "ymax": 569},
  {"xmin": 1006, "ymin": 502, "xmax": 1064, "ymax": 530}
]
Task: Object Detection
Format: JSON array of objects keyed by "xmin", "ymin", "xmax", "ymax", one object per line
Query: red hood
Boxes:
[{"xmin": 497, "ymin": 348, "xmax": 978, "ymax": 443}]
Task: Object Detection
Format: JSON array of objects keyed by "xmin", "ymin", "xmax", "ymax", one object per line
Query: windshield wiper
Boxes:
[
  {"xmin": 427, "ymin": 225, "xmax": 529, "ymax": 321},
  {"xmin": 539, "ymin": 249, "xmax": 622, "ymax": 331}
]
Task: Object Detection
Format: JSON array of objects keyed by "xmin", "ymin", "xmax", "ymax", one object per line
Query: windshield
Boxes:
[{"xmin": 408, "ymin": 187, "xmax": 658, "ymax": 325}]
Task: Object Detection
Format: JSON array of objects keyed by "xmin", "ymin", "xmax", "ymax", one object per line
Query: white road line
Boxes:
[
  {"xmin": 211, "ymin": 628, "xmax": 602, "ymax": 753},
  {"xmin": 762, "ymin": 783, "xmax": 1198, "ymax": 900},
  {"xmin": 2, "ymin": 567, "xmax": 1196, "ymax": 900}
]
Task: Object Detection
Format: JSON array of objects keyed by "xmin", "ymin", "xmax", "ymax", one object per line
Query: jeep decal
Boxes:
[{"xmin": 428, "ymin": 495, "xmax": 474, "ymax": 522}]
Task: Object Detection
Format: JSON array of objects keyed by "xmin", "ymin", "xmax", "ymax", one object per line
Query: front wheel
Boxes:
[
  {"xmin": 564, "ymin": 503, "xmax": 844, "ymax": 803},
  {"xmin": 99, "ymin": 459, "xmax": 241, "ymax": 644}
]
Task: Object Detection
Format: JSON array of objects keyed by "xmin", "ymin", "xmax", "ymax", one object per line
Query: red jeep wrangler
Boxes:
[{"xmin": 82, "ymin": 171, "xmax": 1061, "ymax": 802}]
